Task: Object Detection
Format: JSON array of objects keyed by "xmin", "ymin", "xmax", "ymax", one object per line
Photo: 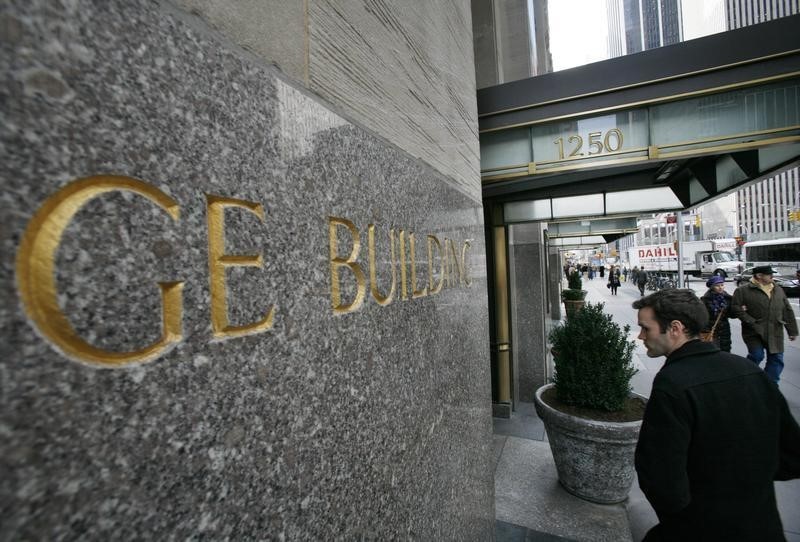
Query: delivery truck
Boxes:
[{"xmin": 627, "ymin": 239, "xmax": 742, "ymax": 277}]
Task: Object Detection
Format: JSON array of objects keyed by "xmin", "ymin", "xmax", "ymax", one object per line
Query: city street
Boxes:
[
  {"xmin": 578, "ymin": 272, "xmax": 800, "ymax": 541},
  {"xmin": 579, "ymin": 273, "xmax": 800, "ymax": 420}
]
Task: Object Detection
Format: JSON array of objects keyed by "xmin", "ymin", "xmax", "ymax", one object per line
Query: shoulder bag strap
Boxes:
[{"xmin": 709, "ymin": 308, "xmax": 724, "ymax": 334}]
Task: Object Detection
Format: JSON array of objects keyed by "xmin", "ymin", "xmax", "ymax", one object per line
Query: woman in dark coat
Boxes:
[
  {"xmin": 607, "ymin": 266, "xmax": 621, "ymax": 295},
  {"xmin": 701, "ymin": 275, "xmax": 733, "ymax": 351}
]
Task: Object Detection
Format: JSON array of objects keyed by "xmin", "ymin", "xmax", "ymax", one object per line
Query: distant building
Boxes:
[
  {"xmin": 471, "ymin": 0, "xmax": 553, "ymax": 88},
  {"xmin": 605, "ymin": 0, "xmax": 683, "ymax": 58},
  {"xmin": 726, "ymin": 0, "xmax": 799, "ymax": 27},
  {"xmin": 727, "ymin": 0, "xmax": 800, "ymax": 241}
]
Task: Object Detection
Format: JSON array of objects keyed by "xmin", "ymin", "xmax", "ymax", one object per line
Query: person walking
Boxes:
[
  {"xmin": 632, "ymin": 289, "xmax": 800, "ymax": 541},
  {"xmin": 607, "ymin": 266, "xmax": 621, "ymax": 295},
  {"xmin": 731, "ymin": 265, "xmax": 798, "ymax": 384},
  {"xmin": 636, "ymin": 265, "xmax": 648, "ymax": 296},
  {"xmin": 700, "ymin": 275, "xmax": 734, "ymax": 352}
]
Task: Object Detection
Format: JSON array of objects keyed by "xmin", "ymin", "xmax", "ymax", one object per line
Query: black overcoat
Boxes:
[{"xmin": 635, "ymin": 340, "xmax": 800, "ymax": 541}]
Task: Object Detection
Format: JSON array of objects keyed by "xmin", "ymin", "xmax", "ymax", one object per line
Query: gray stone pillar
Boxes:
[{"xmin": 509, "ymin": 223, "xmax": 548, "ymax": 402}]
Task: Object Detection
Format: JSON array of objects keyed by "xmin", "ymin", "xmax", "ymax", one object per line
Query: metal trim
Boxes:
[
  {"xmin": 479, "ymin": 49, "xmax": 800, "ymax": 119},
  {"xmin": 479, "ymin": 72, "xmax": 800, "ymax": 133},
  {"xmin": 481, "ymin": 132, "xmax": 800, "ymax": 181}
]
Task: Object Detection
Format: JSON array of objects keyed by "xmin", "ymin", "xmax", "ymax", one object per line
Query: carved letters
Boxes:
[{"xmin": 15, "ymin": 176, "xmax": 474, "ymax": 367}]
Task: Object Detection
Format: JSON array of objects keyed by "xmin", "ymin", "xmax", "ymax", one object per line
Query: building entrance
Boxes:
[{"xmin": 480, "ymin": 15, "xmax": 800, "ymax": 414}]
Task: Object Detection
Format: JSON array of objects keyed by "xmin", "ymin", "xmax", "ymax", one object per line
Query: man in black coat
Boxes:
[
  {"xmin": 636, "ymin": 265, "xmax": 648, "ymax": 296},
  {"xmin": 632, "ymin": 289, "xmax": 800, "ymax": 541}
]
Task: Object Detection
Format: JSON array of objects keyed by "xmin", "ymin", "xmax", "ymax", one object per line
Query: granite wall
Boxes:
[
  {"xmin": 0, "ymin": 0, "xmax": 493, "ymax": 539},
  {"xmin": 175, "ymin": 0, "xmax": 481, "ymax": 200}
]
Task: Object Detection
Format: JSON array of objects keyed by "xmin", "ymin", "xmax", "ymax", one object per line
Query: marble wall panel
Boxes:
[{"xmin": 0, "ymin": 0, "xmax": 493, "ymax": 539}]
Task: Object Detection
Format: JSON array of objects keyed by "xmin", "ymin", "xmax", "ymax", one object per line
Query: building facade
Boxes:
[
  {"xmin": 1, "ymin": 0, "xmax": 494, "ymax": 538},
  {"xmin": 606, "ymin": 0, "xmax": 683, "ymax": 58},
  {"xmin": 727, "ymin": 0, "xmax": 800, "ymax": 241},
  {"xmin": 472, "ymin": 0, "xmax": 552, "ymax": 88}
]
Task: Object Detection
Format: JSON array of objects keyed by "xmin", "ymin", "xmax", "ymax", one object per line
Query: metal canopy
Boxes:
[
  {"xmin": 535, "ymin": 216, "xmax": 639, "ymax": 238},
  {"xmin": 479, "ymin": 15, "xmax": 800, "ymax": 227}
]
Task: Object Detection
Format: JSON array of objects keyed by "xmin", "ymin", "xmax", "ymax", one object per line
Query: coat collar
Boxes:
[{"xmin": 665, "ymin": 339, "xmax": 719, "ymax": 365}]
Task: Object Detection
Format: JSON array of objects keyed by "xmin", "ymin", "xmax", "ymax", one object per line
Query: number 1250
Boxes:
[{"xmin": 553, "ymin": 128, "xmax": 623, "ymax": 160}]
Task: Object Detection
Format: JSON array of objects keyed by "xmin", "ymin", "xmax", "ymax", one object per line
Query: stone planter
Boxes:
[
  {"xmin": 562, "ymin": 299, "xmax": 585, "ymax": 319},
  {"xmin": 534, "ymin": 383, "xmax": 642, "ymax": 504}
]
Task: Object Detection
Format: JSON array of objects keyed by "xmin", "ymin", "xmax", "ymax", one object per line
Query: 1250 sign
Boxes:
[{"xmin": 553, "ymin": 128, "xmax": 623, "ymax": 160}]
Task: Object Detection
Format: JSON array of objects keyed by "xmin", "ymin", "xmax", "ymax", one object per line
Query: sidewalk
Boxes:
[{"xmin": 494, "ymin": 275, "xmax": 800, "ymax": 541}]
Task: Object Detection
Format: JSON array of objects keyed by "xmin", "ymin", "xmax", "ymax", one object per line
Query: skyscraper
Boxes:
[
  {"xmin": 471, "ymin": 0, "xmax": 553, "ymax": 88},
  {"xmin": 727, "ymin": 0, "xmax": 800, "ymax": 241},
  {"xmin": 727, "ymin": 0, "xmax": 799, "ymax": 27},
  {"xmin": 606, "ymin": 0, "xmax": 683, "ymax": 58}
]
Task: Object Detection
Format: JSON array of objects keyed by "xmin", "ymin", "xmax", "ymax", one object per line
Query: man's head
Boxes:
[
  {"xmin": 752, "ymin": 265, "xmax": 776, "ymax": 285},
  {"xmin": 632, "ymin": 289, "xmax": 708, "ymax": 357}
]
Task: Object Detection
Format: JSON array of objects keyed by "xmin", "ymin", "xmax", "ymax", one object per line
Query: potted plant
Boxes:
[
  {"xmin": 561, "ymin": 270, "xmax": 587, "ymax": 319},
  {"xmin": 535, "ymin": 302, "xmax": 644, "ymax": 504}
]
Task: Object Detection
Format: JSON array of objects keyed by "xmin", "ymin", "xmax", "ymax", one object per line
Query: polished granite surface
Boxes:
[{"xmin": 0, "ymin": 1, "xmax": 493, "ymax": 538}]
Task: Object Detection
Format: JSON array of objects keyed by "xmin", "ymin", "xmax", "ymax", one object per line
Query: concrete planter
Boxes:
[
  {"xmin": 534, "ymin": 383, "xmax": 643, "ymax": 504},
  {"xmin": 562, "ymin": 299, "xmax": 585, "ymax": 319}
]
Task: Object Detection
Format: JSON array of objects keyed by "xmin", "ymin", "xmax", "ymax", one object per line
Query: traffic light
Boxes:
[{"xmin": 694, "ymin": 214, "xmax": 701, "ymax": 227}]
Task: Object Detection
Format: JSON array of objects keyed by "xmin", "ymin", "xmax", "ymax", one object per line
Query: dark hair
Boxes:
[{"xmin": 632, "ymin": 289, "xmax": 708, "ymax": 336}]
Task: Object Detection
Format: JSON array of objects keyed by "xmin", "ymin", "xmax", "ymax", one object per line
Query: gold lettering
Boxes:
[
  {"xmin": 461, "ymin": 240, "xmax": 472, "ymax": 286},
  {"xmin": 447, "ymin": 238, "xmax": 463, "ymax": 286},
  {"xmin": 368, "ymin": 224, "xmax": 395, "ymax": 306},
  {"xmin": 206, "ymin": 195, "xmax": 275, "ymax": 338},
  {"xmin": 427, "ymin": 234, "xmax": 444, "ymax": 294},
  {"xmin": 328, "ymin": 216, "xmax": 366, "ymax": 314},
  {"xmin": 398, "ymin": 229, "xmax": 408, "ymax": 300},
  {"xmin": 15, "ymin": 175, "xmax": 184, "ymax": 367},
  {"xmin": 409, "ymin": 232, "xmax": 427, "ymax": 299}
]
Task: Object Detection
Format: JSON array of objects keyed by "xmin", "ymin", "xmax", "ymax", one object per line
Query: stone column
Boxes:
[{"xmin": 509, "ymin": 223, "xmax": 548, "ymax": 402}]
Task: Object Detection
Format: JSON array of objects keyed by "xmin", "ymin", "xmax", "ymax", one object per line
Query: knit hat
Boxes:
[{"xmin": 706, "ymin": 275, "xmax": 725, "ymax": 288}]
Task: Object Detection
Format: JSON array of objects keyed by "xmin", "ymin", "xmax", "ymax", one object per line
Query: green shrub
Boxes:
[
  {"xmin": 561, "ymin": 288, "xmax": 586, "ymax": 301},
  {"xmin": 567, "ymin": 270, "xmax": 582, "ymax": 290},
  {"xmin": 561, "ymin": 270, "xmax": 586, "ymax": 301},
  {"xmin": 549, "ymin": 302, "xmax": 637, "ymax": 412}
]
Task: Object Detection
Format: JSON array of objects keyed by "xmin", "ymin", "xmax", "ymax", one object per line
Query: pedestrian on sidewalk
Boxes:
[
  {"xmin": 632, "ymin": 289, "xmax": 800, "ymax": 541},
  {"xmin": 636, "ymin": 265, "xmax": 648, "ymax": 296},
  {"xmin": 731, "ymin": 265, "xmax": 798, "ymax": 384},
  {"xmin": 700, "ymin": 275, "xmax": 733, "ymax": 352},
  {"xmin": 607, "ymin": 266, "xmax": 621, "ymax": 295}
]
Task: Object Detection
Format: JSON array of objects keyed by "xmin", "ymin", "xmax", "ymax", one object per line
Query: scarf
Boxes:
[
  {"xmin": 709, "ymin": 292, "xmax": 727, "ymax": 316},
  {"xmin": 750, "ymin": 277, "xmax": 775, "ymax": 298}
]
